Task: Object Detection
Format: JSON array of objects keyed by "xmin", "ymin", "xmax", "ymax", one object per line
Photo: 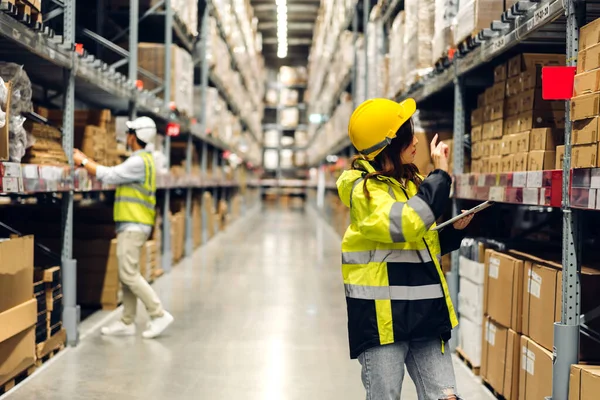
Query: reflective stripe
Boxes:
[
  {"xmin": 129, "ymin": 183, "xmax": 154, "ymax": 197},
  {"xmin": 345, "ymin": 283, "xmax": 444, "ymax": 300},
  {"xmin": 349, "ymin": 178, "xmax": 364, "ymax": 209},
  {"xmin": 407, "ymin": 196, "xmax": 435, "ymax": 229},
  {"xmin": 388, "ymin": 185, "xmax": 396, "ymax": 199},
  {"xmin": 342, "ymin": 248, "xmax": 431, "ymax": 264},
  {"xmin": 389, "ymin": 202, "xmax": 405, "ymax": 242},
  {"xmin": 115, "ymin": 196, "xmax": 155, "ymax": 210}
]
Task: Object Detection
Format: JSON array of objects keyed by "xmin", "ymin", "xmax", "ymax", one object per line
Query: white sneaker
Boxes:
[
  {"xmin": 101, "ymin": 320, "xmax": 136, "ymax": 336},
  {"xmin": 142, "ymin": 311, "xmax": 174, "ymax": 339}
]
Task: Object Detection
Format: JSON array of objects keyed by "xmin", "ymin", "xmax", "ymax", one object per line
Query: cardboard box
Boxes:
[
  {"xmin": 481, "ymin": 316, "xmax": 520, "ymax": 399},
  {"xmin": 484, "ymin": 87, "xmax": 495, "ymax": 105},
  {"xmin": 0, "ymin": 236, "xmax": 34, "ymax": 313},
  {"xmin": 0, "ymin": 299, "xmax": 37, "ymax": 386},
  {"xmin": 514, "ymin": 152, "xmax": 529, "ymax": 172},
  {"xmin": 530, "ymin": 128, "xmax": 558, "ymax": 150},
  {"xmin": 472, "ymin": 125, "xmax": 483, "ymax": 142},
  {"xmin": 489, "ymin": 156, "xmax": 502, "ymax": 173},
  {"xmin": 508, "ymin": 53, "xmax": 566, "ymax": 77},
  {"xmin": 574, "ymin": 69, "xmax": 600, "ymax": 97},
  {"xmin": 472, "ymin": 142, "xmax": 482, "ymax": 159},
  {"xmin": 520, "ymin": 88, "xmax": 564, "ymax": 112},
  {"xmin": 501, "ymin": 136, "xmax": 512, "ymax": 156},
  {"xmin": 519, "ymin": 336, "xmax": 553, "ymax": 400},
  {"xmin": 505, "ymin": 110, "xmax": 565, "ymax": 135},
  {"xmin": 520, "ymin": 70, "xmax": 538, "ymax": 92},
  {"xmin": 458, "ymin": 317, "xmax": 482, "ymax": 367},
  {"xmin": 514, "ymin": 131, "xmax": 531, "ymax": 153},
  {"xmin": 556, "ymin": 145, "xmax": 565, "ymax": 169},
  {"xmin": 494, "ymin": 63, "xmax": 507, "ymax": 83},
  {"xmin": 573, "ymin": 117, "xmax": 600, "ymax": 144},
  {"xmin": 484, "ymin": 250, "xmax": 525, "ymax": 331},
  {"xmin": 570, "ymin": 365, "xmax": 600, "ymax": 400},
  {"xmin": 528, "ymin": 150, "xmax": 556, "ymax": 171},
  {"xmin": 490, "ymin": 140, "xmax": 502, "ymax": 157},
  {"xmin": 492, "ymin": 82, "xmax": 506, "ymax": 102},
  {"xmin": 481, "ymin": 158, "xmax": 490, "ymax": 173},
  {"xmin": 502, "ymin": 155, "xmax": 515, "ymax": 172},
  {"xmin": 471, "ymin": 107, "xmax": 484, "ymax": 126},
  {"xmin": 490, "ymin": 100, "xmax": 504, "ymax": 121},
  {"xmin": 505, "ymin": 95, "xmax": 520, "ymax": 117},
  {"xmin": 581, "ymin": 18, "xmax": 600, "ymax": 51},
  {"xmin": 573, "ymin": 143, "xmax": 599, "ymax": 169},
  {"xmin": 578, "ymin": 43, "xmax": 600, "ymax": 74},
  {"xmin": 483, "ymin": 120, "xmax": 503, "ymax": 139},
  {"xmin": 506, "ymin": 75, "xmax": 521, "ymax": 97},
  {"xmin": 571, "ymin": 93, "xmax": 600, "ymax": 121}
]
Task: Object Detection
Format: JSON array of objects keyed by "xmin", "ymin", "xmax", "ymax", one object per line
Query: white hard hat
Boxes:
[{"xmin": 126, "ymin": 116, "xmax": 157, "ymax": 144}]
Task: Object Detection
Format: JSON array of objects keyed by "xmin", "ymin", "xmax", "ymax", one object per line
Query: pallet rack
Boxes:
[
  {"xmin": 0, "ymin": 0, "xmax": 263, "ymax": 348},
  {"xmin": 307, "ymin": 0, "xmax": 599, "ymax": 398}
]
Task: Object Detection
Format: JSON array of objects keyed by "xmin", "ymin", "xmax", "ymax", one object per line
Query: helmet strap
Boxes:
[{"xmin": 359, "ymin": 137, "xmax": 392, "ymax": 158}]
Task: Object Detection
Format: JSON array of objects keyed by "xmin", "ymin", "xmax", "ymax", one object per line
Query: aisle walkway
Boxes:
[{"xmin": 5, "ymin": 207, "xmax": 491, "ymax": 400}]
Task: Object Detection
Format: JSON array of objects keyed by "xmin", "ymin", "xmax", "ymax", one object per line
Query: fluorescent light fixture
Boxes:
[{"xmin": 276, "ymin": 0, "xmax": 287, "ymax": 58}]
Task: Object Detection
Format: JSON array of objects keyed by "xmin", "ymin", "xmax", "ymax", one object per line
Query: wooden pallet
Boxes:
[
  {"xmin": 0, "ymin": 0, "xmax": 42, "ymax": 29},
  {"xmin": 0, "ymin": 365, "xmax": 36, "ymax": 395},
  {"xmin": 481, "ymin": 377, "xmax": 507, "ymax": 400},
  {"xmin": 36, "ymin": 328, "xmax": 66, "ymax": 360},
  {"xmin": 455, "ymin": 347, "xmax": 481, "ymax": 376}
]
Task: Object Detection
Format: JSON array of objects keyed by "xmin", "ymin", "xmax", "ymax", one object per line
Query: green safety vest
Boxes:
[{"xmin": 114, "ymin": 151, "xmax": 156, "ymax": 226}]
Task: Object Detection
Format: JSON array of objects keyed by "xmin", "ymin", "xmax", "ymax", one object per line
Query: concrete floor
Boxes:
[{"xmin": 4, "ymin": 207, "xmax": 493, "ymax": 400}]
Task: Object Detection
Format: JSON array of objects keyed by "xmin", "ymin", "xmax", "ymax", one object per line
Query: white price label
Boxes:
[
  {"xmin": 489, "ymin": 186, "xmax": 505, "ymax": 202},
  {"xmin": 528, "ymin": 270, "xmax": 542, "ymax": 299},
  {"xmin": 513, "ymin": 172, "xmax": 528, "ymax": 188},
  {"xmin": 489, "ymin": 257, "xmax": 500, "ymax": 279},
  {"xmin": 491, "ymin": 36, "xmax": 506, "ymax": 52},
  {"xmin": 478, "ymin": 174, "xmax": 486, "ymax": 187},
  {"xmin": 533, "ymin": 3, "xmax": 551, "ymax": 28},
  {"xmin": 527, "ymin": 171, "xmax": 543, "ymax": 188},
  {"xmin": 523, "ymin": 188, "xmax": 539, "ymax": 205}
]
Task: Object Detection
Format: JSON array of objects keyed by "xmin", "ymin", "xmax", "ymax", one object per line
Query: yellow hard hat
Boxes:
[{"xmin": 348, "ymin": 98, "xmax": 417, "ymax": 160}]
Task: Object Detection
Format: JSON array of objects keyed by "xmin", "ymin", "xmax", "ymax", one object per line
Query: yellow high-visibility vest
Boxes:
[{"xmin": 114, "ymin": 152, "xmax": 156, "ymax": 226}]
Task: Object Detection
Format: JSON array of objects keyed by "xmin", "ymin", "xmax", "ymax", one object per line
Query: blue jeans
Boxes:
[{"xmin": 358, "ymin": 339, "xmax": 461, "ymax": 400}]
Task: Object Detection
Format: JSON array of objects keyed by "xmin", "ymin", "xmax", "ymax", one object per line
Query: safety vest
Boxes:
[
  {"xmin": 114, "ymin": 151, "xmax": 156, "ymax": 226},
  {"xmin": 336, "ymin": 160, "xmax": 458, "ymax": 359}
]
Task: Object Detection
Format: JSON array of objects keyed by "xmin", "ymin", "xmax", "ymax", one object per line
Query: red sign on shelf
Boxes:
[
  {"xmin": 542, "ymin": 66, "xmax": 576, "ymax": 100},
  {"xmin": 166, "ymin": 122, "xmax": 180, "ymax": 137}
]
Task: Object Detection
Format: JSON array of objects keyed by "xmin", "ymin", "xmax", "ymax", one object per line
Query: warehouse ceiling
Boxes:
[{"xmin": 251, "ymin": 0, "xmax": 321, "ymax": 67}]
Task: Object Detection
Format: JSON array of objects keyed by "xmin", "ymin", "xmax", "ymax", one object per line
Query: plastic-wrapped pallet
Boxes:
[
  {"xmin": 387, "ymin": 12, "xmax": 405, "ymax": 99},
  {"xmin": 403, "ymin": 0, "xmax": 435, "ymax": 87},
  {"xmin": 366, "ymin": 19, "xmax": 385, "ymax": 99},
  {"xmin": 454, "ymin": 0, "xmax": 505, "ymax": 46},
  {"xmin": 432, "ymin": 0, "xmax": 458, "ymax": 64}
]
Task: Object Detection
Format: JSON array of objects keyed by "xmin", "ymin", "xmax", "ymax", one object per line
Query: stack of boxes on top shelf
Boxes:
[
  {"xmin": 570, "ymin": 18, "xmax": 600, "ymax": 169},
  {"xmin": 470, "ymin": 53, "xmax": 566, "ymax": 174},
  {"xmin": 33, "ymin": 266, "xmax": 66, "ymax": 363},
  {"xmin": 454, "ymin": 0, "xmax": 505, "ymax": 49},
  {"xmin": 462, "ymin": 244, "xmax": 600, "ymax": 400},
  {"xmin": 38, "ymin": 108, "xmax": 121, "ymax": 167}
]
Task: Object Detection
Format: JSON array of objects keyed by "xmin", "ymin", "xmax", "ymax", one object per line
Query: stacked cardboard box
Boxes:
[
  {"xmin": 39, "ymin": 108, "xmax": 120, "ymax": 167},
  {"xmin": 170, "ymin": 211, "xmax": 185, "ymax": 264},
  {"xmin": 432, "ymin": 0, "xmax": 458, "ymax": 64},
  {"xmin": 217, "ymin": 199, "xmax": 228, "ymax": 231},
  {"xmin": 454, "ymin": 0, "xmax": 504, "ymax": 46},
  {"xmin": 457, "ymin": 240, "xmax": 486, "ymax": 369},
  {"xmin": 33, "ymin": 266, "xmax": 63, "ymax": 345},
  {"xmin": 570, "ymin": 18, "xmax": 600, "ymax": 168},
  {"xmin": 22, "ymin": 122, "xmax": 67, "ymax": 165},
  {"xmin": 0, "ymin": 235, "xmax": 36, "ymax": 388},
  {"xmin": 139, "ymin": 241, "xmax": 158, "ymax": 283},
  {"xmin": 471, "ymin": 54, "xmax": 566, "ymax": 173},
  {"xmin": 138, "ymin": 43, "xmax": 194, "ymax": 117},
  {"xmin": 480, "ymin": 249, "xmax": 600, "ymax": 399},
  {"xmin": 387, "ymin": 12, "xmax": 405, "ymax": 98},
  {"xmin": 570, "ymin": 365, "xmax": 600, "ymax": 400},
  {"xmin": 76, "ymin": 239, "xmax": 120, "ymax": 310},
  {"xmin": 193, "ymin": 198, "xmax": 202, "ymax": 249},
  {"xmin": 403, "ymin": 0, "xmax": 435, "ymax": 87}
]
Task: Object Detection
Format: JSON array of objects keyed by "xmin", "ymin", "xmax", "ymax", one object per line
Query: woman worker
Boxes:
[{"xmin": 336, "ymin": 98, "xmax": 473, "ymax": 400}]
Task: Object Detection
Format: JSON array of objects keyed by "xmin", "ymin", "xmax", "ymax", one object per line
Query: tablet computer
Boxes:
[{"xmin": 431, "ymin": 201, "xmax": 494, "ymax": 231}]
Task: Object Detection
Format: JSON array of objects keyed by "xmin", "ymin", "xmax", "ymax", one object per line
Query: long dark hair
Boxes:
[{"xmin": 351, "ymin": 118, "xmax": 422, "ymax": 199}]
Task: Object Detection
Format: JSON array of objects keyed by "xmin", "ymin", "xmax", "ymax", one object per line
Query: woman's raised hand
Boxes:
[{"xmin": 430, "ymin": 134, "xmax": 449, "ymax": 172}]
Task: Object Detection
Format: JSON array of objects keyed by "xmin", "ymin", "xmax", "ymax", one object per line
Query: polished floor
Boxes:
[{"xmin": 4, "ymin": 207, "xmax": 493, "ymax": 400}]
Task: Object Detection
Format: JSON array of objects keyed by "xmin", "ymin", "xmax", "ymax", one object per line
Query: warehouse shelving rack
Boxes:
[
  {"xmin": 0, "ymin": 0, "xmax": 262, "ymax": 348},
  {"xmin": 307, "ymin": 0, "xmax": 600, "ymax": 397}
]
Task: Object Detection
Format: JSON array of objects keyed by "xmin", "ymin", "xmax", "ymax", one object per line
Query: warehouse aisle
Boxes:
[{"xmin": 5, "ymin": 207, "xmax": 491, "ymax": 400}]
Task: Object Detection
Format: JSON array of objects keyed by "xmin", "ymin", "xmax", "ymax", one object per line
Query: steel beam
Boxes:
[
  {"xmin": 62, "ymin": 0, "xmax": 79, "ymax": 347},
  {"xmin": 128, "ymin": 0, "xmax": 139, "ymax": 119},
  {"xmin": 162, "ymin": 0, "xmax": 173, "ymax": 272},
  {"xmin": 363, "ymin": 0, "xmax": 368, "ymax": 100},
  {"xmin": 550, "ymin": 0, "xmax": 584, "ymax": 398},
  {"xmin": 448, "ymin": 71, "xmax": 465, "ymax": 353}
]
